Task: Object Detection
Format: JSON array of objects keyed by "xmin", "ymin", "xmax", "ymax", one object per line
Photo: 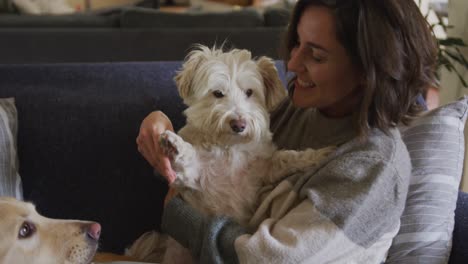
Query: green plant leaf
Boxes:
[
  {"xmin": 445, "ymin": 50, "xmax": 468, "ymax": 68},
  {"xmin": 455, "ymin": 47, "xmax": 468, "ymax": 65},
  {"xmin": 454, "ymin": 69, "xmax": 468, "ymax": 87},
  {"xmin": 438, "ymin": 37, "xmax": 467, "ymax": 47},
  {"xmin": 426, "ymin": 3, "xmax": 468, "ymax": 88}
]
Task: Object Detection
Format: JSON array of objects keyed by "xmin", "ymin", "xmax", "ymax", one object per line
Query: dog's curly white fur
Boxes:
[{"xmin": 127, "ymin": 45, "xmax": 335, "ymax": 263}]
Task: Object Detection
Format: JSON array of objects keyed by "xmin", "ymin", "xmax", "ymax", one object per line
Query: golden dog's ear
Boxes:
[
  {"xmin": 256, "ymin": 57, "xmax": 287, "ymax": 111},
  {"xmin": 174, "ymin": 46, "xmax": 209, "ymax": 100}
]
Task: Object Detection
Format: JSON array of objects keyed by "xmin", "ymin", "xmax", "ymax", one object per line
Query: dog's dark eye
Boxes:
[
  {"xmin": 213, "ymin": 90, "xmax": 224, "ymax": 98},
  {"xmin": 245, "ymin": 89, "xmax": 253, "ymax": 98},
  {"xmin": 18, "ymin": 221, "xmax": 36, "ymax": 239}
]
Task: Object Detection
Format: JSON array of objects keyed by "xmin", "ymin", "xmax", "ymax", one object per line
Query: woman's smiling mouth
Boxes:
[{"xmin": 296, "ymin": 78, "xmax": 316, "ymax": 88}]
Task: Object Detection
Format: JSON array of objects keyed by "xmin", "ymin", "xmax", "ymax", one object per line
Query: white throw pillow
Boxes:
[
  {"xmin": 0, "ymin": 97, "xmax": 23, "ymax": 200},
  {"xmin": 387, "ymin": 97, "xmax": 468, "ymax": 263}
]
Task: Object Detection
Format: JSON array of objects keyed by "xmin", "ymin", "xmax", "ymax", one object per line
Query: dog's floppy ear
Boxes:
[
  {"xmin": 256, "ymin": 57, "xmax": 287, "ymax": 111},
  {"xmin": 174, "ymin": 46, "xmax": 209, "ymax": 100}
]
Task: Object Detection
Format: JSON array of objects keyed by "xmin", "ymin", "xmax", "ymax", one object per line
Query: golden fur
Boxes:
[{"xmin": 0, "ymin": 197, "xmax": 99, "ymax": 264}]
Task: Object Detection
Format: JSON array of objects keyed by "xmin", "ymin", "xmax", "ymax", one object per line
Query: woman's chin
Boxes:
[{"xmin": 292, "ymin": 92, "xmax": 315, "ymax": 108}]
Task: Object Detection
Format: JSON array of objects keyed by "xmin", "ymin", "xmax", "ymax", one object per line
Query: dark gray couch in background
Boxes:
[{"xmin": 0, "ymin": 6, "xmax": 290, "ymax": 63}]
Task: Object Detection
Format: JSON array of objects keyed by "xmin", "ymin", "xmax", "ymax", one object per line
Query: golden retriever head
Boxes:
[{"xmin": 0, "ymin": 197, "xmax": 100, "ymax": 264}]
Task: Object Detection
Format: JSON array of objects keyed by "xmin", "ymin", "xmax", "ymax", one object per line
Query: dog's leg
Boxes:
[
  {"xmin": 160, "ymin": 130, "xmax": 201, "ymax": 189},
  {"xmin": 125, "ymin": 231, "xmax": 168, "ymax": 263},
  {"xmin": 267, "ymin": 146, "xmax": 336, "ymax": 183},
  {"xmin": 162, "ymin": 237, "xmax": 195, "ymax": 264}
]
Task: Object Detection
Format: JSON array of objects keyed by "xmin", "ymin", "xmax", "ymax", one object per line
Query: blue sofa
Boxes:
[{"xmin": 0, "ymin": 62, "xmax": 467, "ymax": 262}]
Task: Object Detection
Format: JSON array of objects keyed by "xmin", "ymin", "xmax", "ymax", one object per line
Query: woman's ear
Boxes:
[{"xmin": 256, "ymin": 56, "xmax": 287, "ymax": 111}]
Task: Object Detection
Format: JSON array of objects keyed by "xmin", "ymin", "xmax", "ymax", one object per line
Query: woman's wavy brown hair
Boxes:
[{"xmin": 281, "ymin": 0, "xmax": 438, "ymax": 137}]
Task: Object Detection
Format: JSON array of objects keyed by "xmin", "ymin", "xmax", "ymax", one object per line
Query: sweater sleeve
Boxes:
[{"xmin": 162, "ymin": 197, "xmax": 246, "ymax": 264}]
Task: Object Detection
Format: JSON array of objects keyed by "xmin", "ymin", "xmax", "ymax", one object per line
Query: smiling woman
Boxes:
[
  {"xmin": 282, "ymin": 0, "xmax": 438, "ymax": 138},
  {"xmin": 286, "ymin": 5, "xmax": 363, "ymax": 117},
  {"xmin": 136, "ymin": 0, "xmax": 440, "ymax": 263}
]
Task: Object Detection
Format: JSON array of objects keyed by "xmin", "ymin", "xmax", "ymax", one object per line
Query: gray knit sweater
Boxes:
[{"xmin": 162, "ymin": 98, "xmax": 411, "ymax": 264}]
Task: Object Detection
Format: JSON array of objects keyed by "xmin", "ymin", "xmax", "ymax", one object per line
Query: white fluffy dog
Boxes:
[{"xmin": 127, "ymin": 45, "xmax": 334, "ymax": 263}]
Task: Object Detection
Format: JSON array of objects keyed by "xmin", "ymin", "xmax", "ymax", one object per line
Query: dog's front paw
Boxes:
[
  {"xmin": 159, "ymin": 130, "xmax": 182, "ymax": 160},
  {"xmin": 159, "ymin": 131, "xmax": 198, "ymax": 188}
]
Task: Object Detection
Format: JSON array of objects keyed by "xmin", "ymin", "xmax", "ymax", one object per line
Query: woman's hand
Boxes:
[{"xmin": 136, "ymin": 111, "xmax": 177, "ymax": 184}]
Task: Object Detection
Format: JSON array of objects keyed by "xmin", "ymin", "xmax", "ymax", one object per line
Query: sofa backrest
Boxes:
[
  {"xmin": 120, "ymin": 7, "xmax": 264, "ymax": 28},
  {"xmin": 0, "ymin": 7, "xmax": 291, "ymax": 63}
]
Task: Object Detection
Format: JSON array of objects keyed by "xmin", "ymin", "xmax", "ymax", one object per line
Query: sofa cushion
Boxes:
[
  {"xmin": 120, "ymin": 7, "xmax": 264, "ymax": 28},
  {"xmin": 0, "ymin": 97, "xmax": 22, "ymax": 200},
  {"xmin": 386, "ymin": 97, "xmax": 468, "ymax": 263}
]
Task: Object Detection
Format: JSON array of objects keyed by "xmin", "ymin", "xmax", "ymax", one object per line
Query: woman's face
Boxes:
[{"xmin": 288, "ymin": 5, "xmax": 363, "ymax": 117}]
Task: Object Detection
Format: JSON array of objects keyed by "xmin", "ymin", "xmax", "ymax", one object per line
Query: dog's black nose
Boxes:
[{"xmin": 230, "ymin": 119, "xmax": 246, "ymax": 133}]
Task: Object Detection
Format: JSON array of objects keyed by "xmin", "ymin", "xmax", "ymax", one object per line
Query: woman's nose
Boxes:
[{"xmin": 287, "ymin": 47, "xmax": 305, "ymax": 73}]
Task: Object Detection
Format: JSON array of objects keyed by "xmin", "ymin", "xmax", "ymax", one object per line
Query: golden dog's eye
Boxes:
[
  {"xmin": 245, "ymin": 89, "xmax": 253, "ymax": 98},
  {"xmin": 18, "ymin": 221, "xmax": 36, "ymax": 239},
  {"xmin": 213, "ymin": 90, "xmax": 224, "ymax": 98}
]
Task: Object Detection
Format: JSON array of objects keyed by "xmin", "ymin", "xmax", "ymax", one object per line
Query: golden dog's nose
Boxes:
[{"xmin": 85, "ymin": 222, "xmax": 101, "ymax": 241}]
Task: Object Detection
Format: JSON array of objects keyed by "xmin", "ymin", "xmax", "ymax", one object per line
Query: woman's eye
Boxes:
[
  {"xmin": 245, "ymin": 89, "xmax": 253, "ymax": 98},
  {"xmin": 212, "ymin": 90, "xmax": 224, "ymax": 98},
  {"xmin": 312, "ymin": 56, "xmax": 324, "ymax": 63},
  {"xmin": 306, "ymin": 46, "xmax": 326, "ymax": 63},
  {"xmin": 18, "ymin": 221, "xmax": 36, "ymax": 239}
]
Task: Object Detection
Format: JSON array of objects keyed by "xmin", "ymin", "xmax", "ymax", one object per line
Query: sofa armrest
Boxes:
[{"xmin": 449, "ymin": 191, "xmax": 468, "ymax": 263}]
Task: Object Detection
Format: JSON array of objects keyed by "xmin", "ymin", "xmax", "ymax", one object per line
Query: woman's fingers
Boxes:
[
  {"xmin": 136, "ymin": 111, "xmax": 176, "ymax": 182},
  {"xmin": 161, "ymin": 158, "xmax": 176, "ymax": 184},
  {"xmin": 136, "ymin": 127, "xmax": 156, "ymax": 162}
]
